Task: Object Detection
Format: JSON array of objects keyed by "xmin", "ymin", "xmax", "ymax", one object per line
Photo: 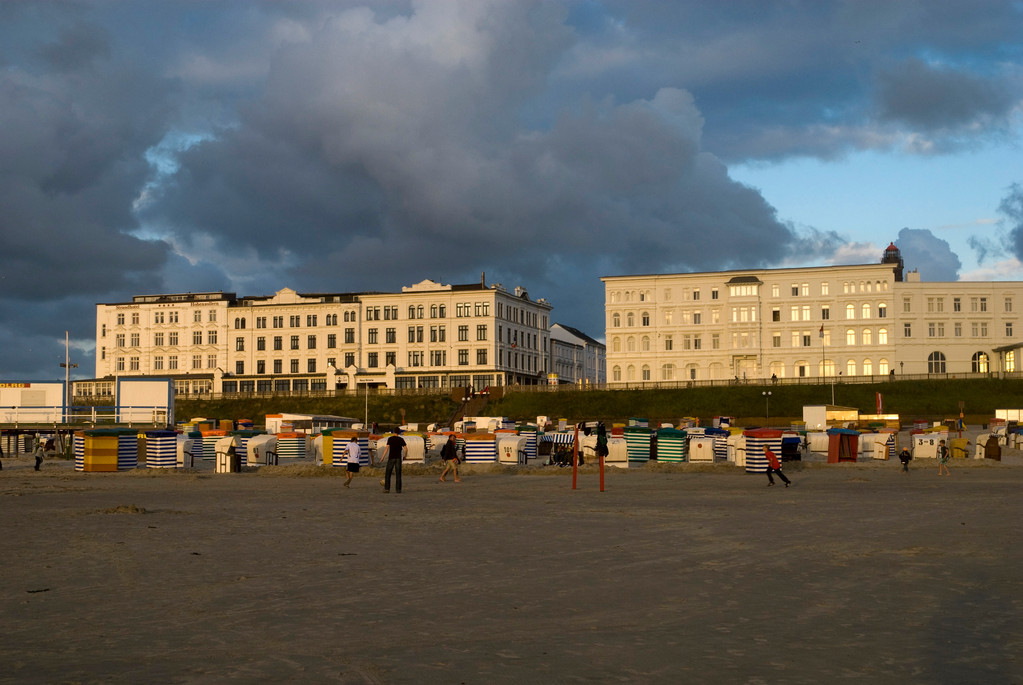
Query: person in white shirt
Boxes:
[{"xmin": 344, "ymin": 437, "xmax": 361, "ymax": 488}]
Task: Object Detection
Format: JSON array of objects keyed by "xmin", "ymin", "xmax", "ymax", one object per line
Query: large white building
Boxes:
[
  {"xmin": 602, "ymin": 243, "xmax": 1023, "ymax": 385},
  {"xmin": 549, "ymin": 323, "xmax": 606, "ymax": 385},
  {"xmin": 90, "ymin": 278, "xmax": 553, "ymax": 395}
]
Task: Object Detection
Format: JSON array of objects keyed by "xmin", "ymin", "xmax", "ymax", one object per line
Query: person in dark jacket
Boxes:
[
  {"xmin": 898, "ymin": 447, "xmax": 912, "ymax": 473},
  {"xmin": 438, "ymin": 434, "xmax": 461, "ymax": 483}
]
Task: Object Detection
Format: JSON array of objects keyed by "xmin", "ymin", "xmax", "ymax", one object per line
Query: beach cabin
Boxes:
[
  {"xmin": 463, "ymin": 432, "xmax": 497, "ymax": 463},
  {"xmin": 623, "ymin": 426, "xmax": 654, "ymax": 464},
  {"xmin": 265, "ymin": 413, "xmax": 358, "ymax": 435},
  {"xmin": 656, "ymin": 428, "xmax": 686, "ymax": 462},
  {"xmin": 324, "ymin": 430, "xmax": 371, "ymax": 467},
  {"xmin": 498, "ymin": 435, "xmax": 528, "ymax": 464},
  {"xmin": 742, "ymin": 429, "xmax": 783, "ymax": 473},
  {"xmin": 247, "ymin": 434, "xmax": 278, "ymax": 465},
  {"xmin": 145, "ymin": 429, "xmax": 177, "ymax": 468},
  {"xmin": 707, "ymin": 427, "xmax": 731, "ymax": 462},
  {"xmin": 605, "ymin": 437, "xmax": 628, "ymax": 468},
  {"xmin": 827, "ymin": 428, "xmax": 860, "ymax": 463}
]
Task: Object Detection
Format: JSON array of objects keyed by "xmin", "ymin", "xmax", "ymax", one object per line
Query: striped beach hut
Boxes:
[
  {"xmin": 742, "ymin": 428, "xmax": 783, "ymax": 473},
  {"xmin": 706, "ymin": 427, "xmax": 731, "ymax": 462},
  {"xmin": 199, "ymin": 430, "xmax": 227, "ymax": 461},
  {"xmin": 145, "ymin": 429, "xmax": 178, "ymax": 468},
  {"xmin": 656, "ymin": 427, "xmax": 686, "ymax": 462},
  {"xmin": 73, "ymin": 431, "xmax": 85, "ymax": 471},
  {"xmin": 276, "ymin": 432, "xmax": 307, "ymax": 460},
  {"xmin": 324, "ymin": 429, "xmax": 370, "ymax": 467},
  {"xmin": 624, "ymin": 426, "xmax": 654, "ymax": 464},
  {"xmin": 117, "ymin": 430, "xmax": 139, "ymax": 470},
  {"xmin": 463, "ymin": 432, "xmax": 497, "ymax": 463},
  {"xmin": 516, "ymin": 425, "xmax": 538, "ymax": 462}
]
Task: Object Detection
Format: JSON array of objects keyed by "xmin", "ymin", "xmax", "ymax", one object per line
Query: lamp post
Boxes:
[
  {"xmin": 762, "ymin": 390, "xmax": 772, "ymax": 425},
  {"xmin": 59, "ymin": 331, "xmax": 78, "ymax": 423}
]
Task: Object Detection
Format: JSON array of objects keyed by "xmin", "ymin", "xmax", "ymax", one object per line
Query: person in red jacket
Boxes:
[{"xmin": 764, "ymin": 447, "xmax": 791, "ymax": 488}]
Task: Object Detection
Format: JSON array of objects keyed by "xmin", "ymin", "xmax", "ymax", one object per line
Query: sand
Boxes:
[{"xmin": 2, "ymin": 444, "xmax": 1022, "ymax": 684}]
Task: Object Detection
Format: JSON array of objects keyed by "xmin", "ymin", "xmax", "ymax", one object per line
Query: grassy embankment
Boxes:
[{"xmin": 175, "ymin": 378, "xmax": 1023, "ymax": 429}]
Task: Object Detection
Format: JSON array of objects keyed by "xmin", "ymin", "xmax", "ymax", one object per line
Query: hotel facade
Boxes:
[
  {"xmin": 602, "ymin": 244, "xmax": 1023, "ymax": 385},
  {"xmin": 88, "ymin": 279, "xmax": 552, "ymax": 396}
]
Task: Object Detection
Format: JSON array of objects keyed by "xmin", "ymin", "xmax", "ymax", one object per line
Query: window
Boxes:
[
  {"xmin": 879, "ymin": 358, "xmax": 889, "ymax": 375},
  {"xmin": 878, "ymin": 328, "xmax": 888, "ymax": 345},
  {"xmin": 980, "ymin": 297, "xmax": 988, "ymax": 312},
  {"xmin": 368, "ymin": 329, "xmax": 378, "ymax": 344},
  {"xmin": 846, "ymin": 304, "xmax": 855, "ymax": 319},
  {"xmin": 291, "ymin": 359, "xmax": 300, "ymax": 373},
  {"xmin": 711, "ymin": 288, "xmax": 718, "ymax": 300},
  {"xmin": 802, "ymin": 333, "xmax": 811, "ymax": 347},
  {"xmin": 345, "ymin": 328, "xmax": 355, "ymax": 344},
  {"xmin": 194, "ymin": 311, "xmax": 202, "ymax": 323},
  {"xmin": 847, "ymin": 359, "xmax": 856, "ymax": 376},
  {"xmin": 772, "ymin": 308, "xmax": 781, "ymax": 322},
  {"xmin": 274, "ymin": 359, "xmax": 283, "ymax": 374},
  {"xmin": 612, "ymin": 313, "xmax": 621, "ymax": 327},
  {"xmin": 193, "ymin": 332, "xmax": 202, "ymax": 345},
  {"xmin": 257, "ymin": 337, "xmax": 266, "ymax": 351},
  {"xmin": 1008, "ymin": 322, "xmax": 1014, "ymax": 337},
  {"xmin": 116, "ymin": 356, "xmax": 125, "ymax": 371},
  {"xmin": 641, "ymin": 312, "xmax": 650, "ymax": 326},
  {"xmin": 973, "ymin": 352, "xmax": 989, "ymax": 373},
  {"xmin": 327, "ymin": 334, "xmax": 336, "ymax": 348},
  {"xmin": 207, "ymin": 331, "xmax": 217, "ymax": 345},
  {"xmin": 344, "ymin": 353, "xmax": 355, "ymax": 367},
  {"xmin": 903, "ymin": 298, "xmax": 911, "ymax": 313},
  {"xmin": 1007, "ymin": 351, "xmax": 1016, "ymax": 373},
  {"xmin": 862, "ymin": 329, "xmax": 872, "ymax": 345},
  {"xmin": 904, "ymin": 323, "xmax": 912, "ymax": 337},
  {"xmin": 477, "ymin": 349, "xmax": 488, "ymax": 364},
  {"xmin": 385, "ymin": 351, "xmax": 396, "ymax": 366},
  {"xmin": 664, "ymin": 335, "xmax": 673, "ymax": 351},
  {"xmin": 661, "ymin": 364, "xmax": 675, "ymax": 381},
  {"xmin": 861, "ymin": 303, "xmax": 870, "ymax": 319},
  {"xmin": 1006, "ymin": 298, "xmax": 1013, "ymax": 313},
  {"xmin": 387, "ymin": 327, "xmax": 397, "ymax": 344},
  {"xmin": 307, "ymin": 335, "xmax": 316, "ymax": 349},
  {"xmin": 130, "ymin": 333, "xmax": 140, "ymax": 346},
  {"xmin": 474, "ymin": 302, "xmax": 489, "ymax": 316},
  {"xmin": 954, "ymin": 323, "xmax": 962, "ymax": 337},
  {"xmin": 306, "ymin": 315, "xmax": 317, "ymax": 327},
  {"xmin": 822, "ymin": 306, "xmax": 830, "ymax": 320},
  {"xmin": 154, "ymin": 356, "xmax": 164, "ymax": 370},
  {"xmin": 711, "ymin": 334, "xmax": 720, "ymax": 349},
  {"xmin": 863, "ymin": 359, "xmax": 873, "ymax": 376},
  {"xmin": 791, "ymin": 284, "xmax": 799, "ymax": 296},
  {"xmin": 458, "ymin": 349, "xmax": 469, "ymax": 365},
  {"xmin": 802, "ymin": 306, "xmax": 811, "ymax": 321},
  {"xmin": 257, "ymin": 317, "xmax": 267, "ymax": 328},
  {"xmin": 273, "ymin": 316, "xmax": 283, "ymax": 328},
  {"xmin": 953, "ymin": 297, "xmax": 961, "ymax": 312},
  {"xmin": 641, "ymin": 365, "xmax": 651, "ymax": 381},
  {"xmin": 257, "ymin": 360, "xmax": 266, "ymax": 374},
  {"xmin": 477, "ymin": 325, "xmax": 487, "ymax": 341},
  {"xmin": 273, "ymin": 336, "xmax": 283, "ymax": 351},
  {"xmin": 168, "ymin": 356, "xmax": 178, "ymax": 370},
  {"xmin": 129, "ymin": 356, "xmax": 140, "ymax": 371},
  {"xmin": 290, "ymin": 335, "xmax": 299, "ymax": 350},
  {"xmin": 692, "ymin": 289, "xmax": 700, "ymax": 301},
  {"xmin": 235, "ymin": 337, "xmax": 245, "ymax": 351},
  {"xmin": 927, "ymin": 351, "xmax": 946, "ymax": 373},
  {"xmin": 821, "ymin": 282, "xmax": 829, "ymax": 295},
  {"xmin": 290, "ymin": 315, "xmax": 301, "ymax": 327},
  {"xmin": 207, "ymin": 354, "xmax": 216, "ymax": 368},
  {"xmin": 846, "ymin": 329, "xmax": 856, "ymax": 345},
  {"xmin": 773, "ymin": 333, "xmax": 781, "ymax": 348},
  {"xmin": 458, "ymin": 325, "xmax": 469, "ymax": 342},
  {"xmin": 430, "ymin": 350, "xmax": 446, "ymax": 366},
  {"xmin": 236, "ymin": 361, "xmax": 245, "ymax": 375},
  {"xmin": 154, "ymin": 333, "xmax": 164, "ymax": 346},
  {"xmin": 878, "ymin": 304, "xmax": 887, "ymax": 318},
  {"xmin": 192, "ymin": 355, "xmax": 202, "ymax": 369}
]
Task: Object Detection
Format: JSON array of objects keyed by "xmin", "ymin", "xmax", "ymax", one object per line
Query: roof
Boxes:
[{"xmin": 553, "ymin": 323, "xmax": 603, "ymax": 346}]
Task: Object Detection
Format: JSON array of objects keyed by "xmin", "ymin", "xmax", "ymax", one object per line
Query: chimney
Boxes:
[{"xmin": 481, "ymin": 271, "xmax": 486, "ymax": 288}]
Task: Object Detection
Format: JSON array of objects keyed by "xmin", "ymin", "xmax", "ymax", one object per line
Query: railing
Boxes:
[
  {"xmin": 0, "ymin": 405, "xmax": 170, "ymax": 426},
  {"xmin": 68, "ymin": 370, "xmax": 1023, "ymax": 404}
]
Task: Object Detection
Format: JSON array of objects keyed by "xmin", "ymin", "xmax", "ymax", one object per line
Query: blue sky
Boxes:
[{"xmin": 1, "ymin": 0, "xmax": 1021, "ymax": 380}]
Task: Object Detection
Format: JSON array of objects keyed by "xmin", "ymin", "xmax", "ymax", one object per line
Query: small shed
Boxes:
[
  {"xmin": 827, "ymin": 428, "xmax": 860, "ymax": 463},
  {"xmin": 743, "ymin": 428, "xmax": 783, "ymax": 473}
]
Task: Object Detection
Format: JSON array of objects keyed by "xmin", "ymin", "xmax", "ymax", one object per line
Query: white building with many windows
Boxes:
[
  {"xmin": 602, "ymin": 243, "xmax": 1023, "ymax": 385},
  {"xmin": 549, "ymin": 323, "xmax": 606, "ymax": 385},
  {"xmin": 91, "ymin": 279, "xmax": 553, "ymax": 395}
]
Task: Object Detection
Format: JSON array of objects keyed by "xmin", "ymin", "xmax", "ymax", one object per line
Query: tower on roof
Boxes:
[{"xmin": 882, "ymin": 242, "xmax": 904, "ymax": 281}]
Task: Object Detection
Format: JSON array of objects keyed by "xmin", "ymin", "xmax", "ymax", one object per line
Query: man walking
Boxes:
[
  {"xmin": 343, "ymin": 436, "xmax": 361, "ymax": 488},
  {"xmin": 380, "ymin": 430, "xmax": 407, "ymax": 493},
  {"xmin": 764, "ymin": 446, "xmax": 791, "ymax": 488},
  {"xmin": 439, "ymin": 433, "xmax": 461, "ymax": 483}
]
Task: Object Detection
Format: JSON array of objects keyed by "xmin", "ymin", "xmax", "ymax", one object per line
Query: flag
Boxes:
[
  {"xmin": 876, "ymin": 392, "xmax": 883, "ymax": 414},
  {"xmin": 819, "ymin": 324, "xmax": 824, "ymax": 338}
]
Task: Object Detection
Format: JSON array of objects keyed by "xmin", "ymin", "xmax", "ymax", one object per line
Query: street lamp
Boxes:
[{"xmin": 762, "ymin": 390, "xmax": 772, "ymax": 425}]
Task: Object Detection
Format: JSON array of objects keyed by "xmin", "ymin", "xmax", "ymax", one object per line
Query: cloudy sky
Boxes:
[{"xmin": 1, "ymin": 0, "xmax": 1021, "ymax": 380}]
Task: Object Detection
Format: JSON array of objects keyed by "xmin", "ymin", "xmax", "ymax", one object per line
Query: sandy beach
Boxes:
[{"xmin": 2, "ymin": 442, "xmax": 1022, "ymax": 684}]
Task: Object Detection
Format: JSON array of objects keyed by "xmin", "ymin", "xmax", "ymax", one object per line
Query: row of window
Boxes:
[
  {"xmin": 908, "ymin": 296, "xmax": 1011, "ymax": 313},
  {"xmin": 904, "ymin": 322, "xmax": 1013, "ymax": 338},
  {"xmin": 113, "ymin": 310, "xmax": 218, "ymax": 328},
  {"xmin": 607, "ymin": 279, "xmax": 892, "ymax": 306},
  {"xmin": 113, "ymin": 323, "xmax": 542, "ymax": 351}
]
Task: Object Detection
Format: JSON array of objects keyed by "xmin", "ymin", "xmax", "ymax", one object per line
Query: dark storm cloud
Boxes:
[
  {"xmin": 896, "ymin": 227, "xmax": 962, "ymax": 281},
  {"xmin": 999, "ymin": 183, "xmax": 1023, "ymax": 263},
  {"xmin": 875, "ymin": 58, "xmax": 1015, "ymax": 132}
]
